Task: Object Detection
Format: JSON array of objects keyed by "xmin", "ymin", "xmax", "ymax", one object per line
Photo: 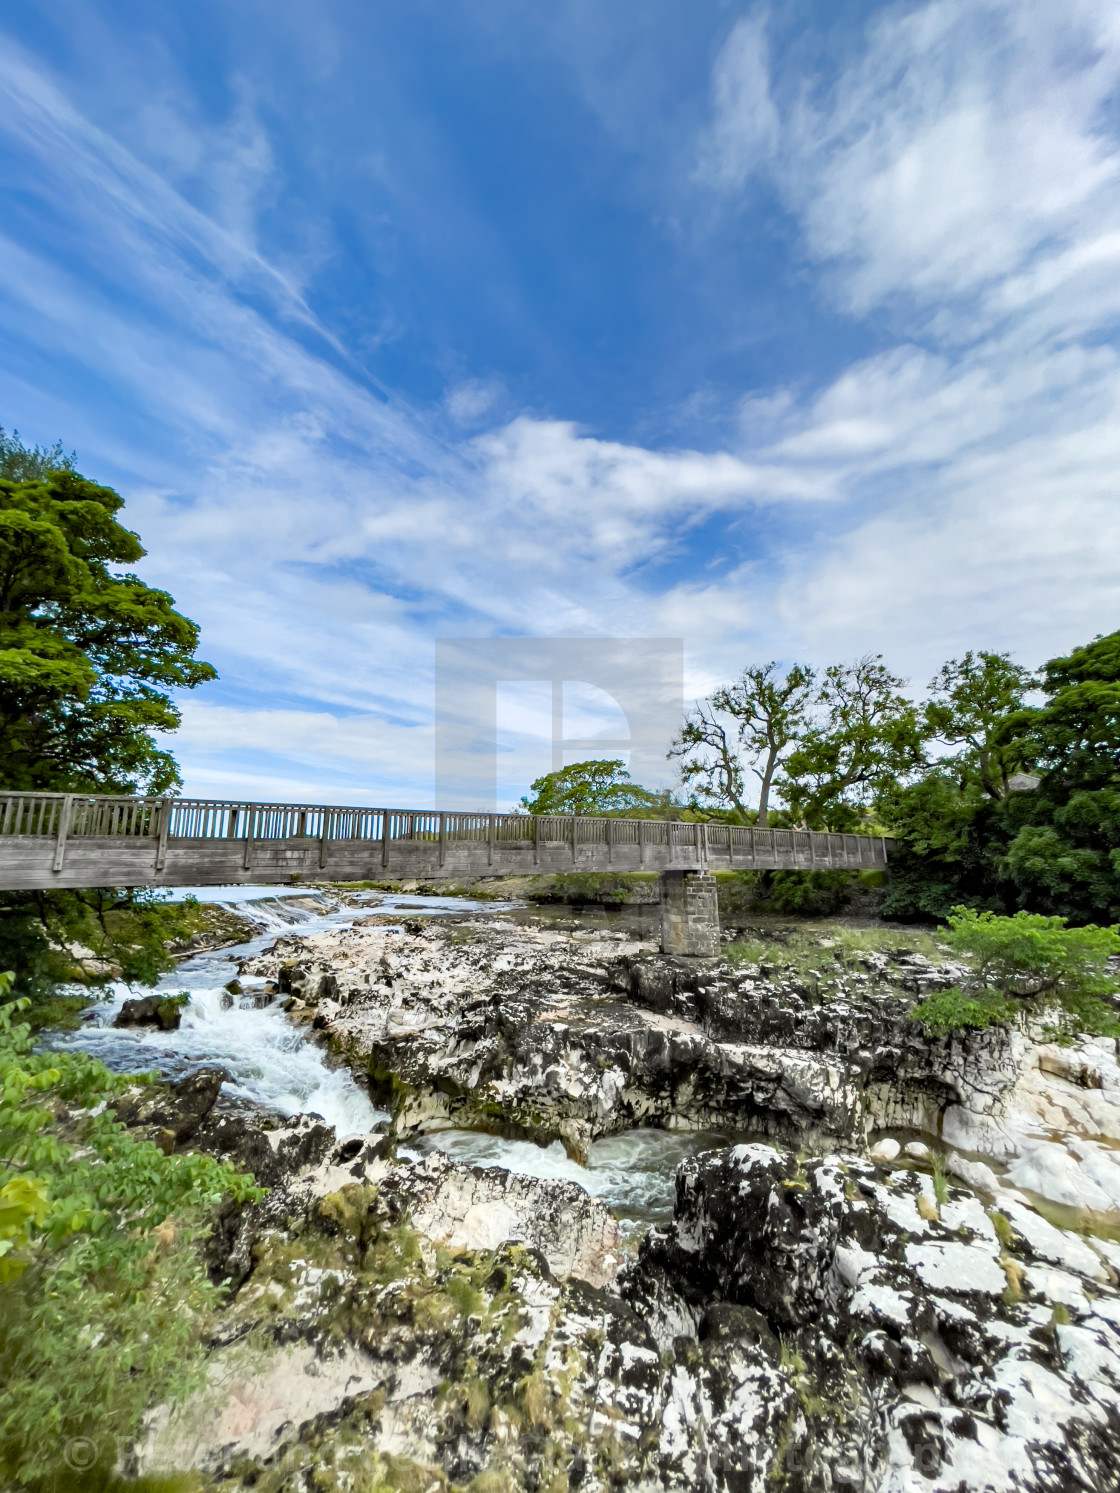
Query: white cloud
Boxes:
[
  {"xmin": 697, "ymin": 10, "xmax": 778, "ymax": 190},
  {"xmin": 689, "ymin": 0, "xmax": 1120, "ymax": 677},
  {"xmin": 2, "ymin": 8, "xmax": 1120, "ymax": 807},
  {"xmin": 706, "ymin": 0, "xmax": 1120, "ymax": 330},
  {"xmin": 446, "ymin": 378, "xmax": 503, "ymax": 424}
]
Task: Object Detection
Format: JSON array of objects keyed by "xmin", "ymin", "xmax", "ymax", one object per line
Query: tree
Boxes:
[
  {"xmin": 780, "ymin": 655, "xmax": 926, "ymax": 829},
  {"xmin": 924, "ymin": 650, "xmax": 1037, "ymax": 799},
  {"xmin": 668, "ymin": 661, "xmax": 814, "ymax": 824},
  {"xmin": 519, "ymin": 759, "xmax": 664, "ymax": 816},
  {"xmin": 0, "ymin": 427, "xmax": 75, "ymax": 483},
  {"xmin": 882, "ymin": 631, "xmax": 1120, "ymax": 925},
  {"xmin": 0, "ymin": 431, "xmax": 218, "ymax": 1000},
  {"xmin": 911, "ymin": 907, "xmax": 1120, "ymax": 1036},
  {"xmin": 994, "ymin": 629, "xmax": 1120, "ymax": 921},
  {"xmin": 0, "ymin": 465, "xmax": 215, "ymax": 793}
]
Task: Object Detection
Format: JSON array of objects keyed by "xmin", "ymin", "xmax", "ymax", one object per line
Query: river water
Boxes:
[{"xmin": 57, "ymin": 889, "xmax": 730, "ymax": 1223}]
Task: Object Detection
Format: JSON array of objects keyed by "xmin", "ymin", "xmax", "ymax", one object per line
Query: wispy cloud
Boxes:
[{"xmin": 1, "ymin": 4, "xmax": 1118, "ymax": 806}]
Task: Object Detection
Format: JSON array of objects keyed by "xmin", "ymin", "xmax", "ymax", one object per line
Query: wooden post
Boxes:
[
  {"xmin": 243, "ymin": 806, "xmax": 254, "ymax": 871},
  {"xmin": 534, "ymin": 815, "xmax": 540, "ymax": 866},
  {"xmin": 439, "ymin": 812, "xmax": 446, "ymax": 867},
  {"xmin": 52, "ymin": 795, "xmax": 74, "ymax": 872},
  {"xmin": 382, "ymin": 809, "xmax": 391, "ymax": 868},
  {"xmin": 488, "ymin": 814, "xmax": 495, "ymax": 866},
  {"xmin": 638, "ymin": 817, "xmax": 645, "ymax": 866},
  {"xmin": 155, "ymin": 798, "xmax": 171, "ymax": 873},
  {"xmin": 571, "ymin": 815, "xmax": 578, "ymax": 863},
  {"xmin": 319, "ymin": 811, "xmax": 329, "ymax": 870},
  {"xmin": 607, "ymin": 817, "xmax": 614, "ymax": 865}
]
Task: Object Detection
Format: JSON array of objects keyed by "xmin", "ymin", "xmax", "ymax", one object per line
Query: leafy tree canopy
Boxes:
[
  {"xmin": 0, "ymin": 463, "xmax": 214, "ymax": 794},
  {"xmin": 777, "ymin": 655, "xmax": 926, "ymax": 829},
  {"xmin": 911, "ymin": 907, "xmax": 1120, "ymax": 1036},
  {"xmin": 669, "ymin": 661, "xmax": 814, "ymax": 825},
  {"xmin": 519, "ymin": 759, "xmax": 666, "ymax": 816},
  {"xmin": 884, "ymin": 630, "xmax": 1120, "ymax": 925},
  {"xmin": 0, "ymin": 429, "xmax": 218, "ymax": 1003}
]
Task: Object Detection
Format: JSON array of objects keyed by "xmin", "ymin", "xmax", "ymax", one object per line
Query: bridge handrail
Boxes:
[{"xmin": 0, "ymin": 790, "xmax": 891, "ymax": 863}]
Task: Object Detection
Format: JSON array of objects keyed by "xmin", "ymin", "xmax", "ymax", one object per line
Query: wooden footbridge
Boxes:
[{"xmin": 0, "ymin": 792, "xmax": 891, "ymax": 891}]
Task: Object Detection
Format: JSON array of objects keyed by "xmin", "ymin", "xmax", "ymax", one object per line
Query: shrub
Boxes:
[
  {"xmin": 0, "ymin": 980, "xmax": 260, "ymax": 1487},
  {"xmin": 911, "ymin": 907, "xmax": 1120, "ymax": 1037},
  {"xmin": 762, "ymin": 869, "xmax": 853, "ymax": 917}
]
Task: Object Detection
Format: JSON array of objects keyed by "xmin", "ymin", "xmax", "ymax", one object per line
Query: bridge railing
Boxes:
[{"xmin": 0, "ymin": 792, "xmax": 890, "ymax": 867}]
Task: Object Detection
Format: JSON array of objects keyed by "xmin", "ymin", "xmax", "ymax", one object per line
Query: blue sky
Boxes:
[{"xmin": 2, "ymin": 0, "xmax": 1119, "ymax": 806}]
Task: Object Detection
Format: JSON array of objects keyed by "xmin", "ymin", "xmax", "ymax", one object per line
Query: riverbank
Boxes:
[{"xmin": 44, "ymin": 891, "xmax": 1120, "ymax": 1489}]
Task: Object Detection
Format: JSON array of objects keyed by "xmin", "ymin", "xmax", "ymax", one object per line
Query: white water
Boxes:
[
  {"xmin": 58, "ymin": 889, "xmax": 508, "ymax": 1135},
  {"xmin": 58, "ymin": 887, "xmax": 725, "ymax": 1221},
  {"xmin": 402, "ymin": 1126, "xmax": 741, "ymax": 1222}
]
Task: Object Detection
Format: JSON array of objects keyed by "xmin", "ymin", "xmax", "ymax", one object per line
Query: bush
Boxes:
[
  {"xmin": 0, "ymin": 980, "xmax": 260, "ymax": 1487},
  {"xmin": 761, "ymin": 869, "xmax": 853, "ymax": 917},
  {"xmin": 526, "ymin": 872, "xmax": 651, "ymax": 906},
  {"xmin": 911, "ymin": 907, "xmax": 1120, "ymax": 1038}
]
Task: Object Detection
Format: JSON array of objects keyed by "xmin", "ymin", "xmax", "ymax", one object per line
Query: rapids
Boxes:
[{"xmin": 57, "ymin": 888, "xmax": 726, "ymax": 1220}]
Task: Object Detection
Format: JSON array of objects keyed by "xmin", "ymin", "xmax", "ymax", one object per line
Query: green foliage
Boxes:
[
  {"xmin": 911, "ymin": 907, "xmax": 1120, "ymax": 1036},
  {"xmin": 924, "ymin": 650, "xmax": 1037, "ymax": 799},
  {"xmin": 0, "ymin": 890, "xmax": 237, "ymax": 1005},
  {"xmin": 519, "ymin": 759, "xmax": 666, "ymax": 816},
  {"xmin": 669, "ymin": 661, "xmax": 814, "ymax": 824},
  {"xmin": 0, "ymin": 432, "xmax": 222, "ymax": 1012},
  {"xmin": 0, "ymin": 980, "xmax": 260, "ymax": 1486},
  {"xmin": 0, "ymin": 460, "xmax": 215, "ymax": 795},
  {"xmin": 525, "ymin": 872, "xmax": 650, "ymax": 906},
  {"xmin": 761, "ymin": 869, "xmax": 853, "ymax": 917},
  {"xmin": 779, "ymin": 655, "xmax": 926, "ymax": 830},
  {"xmin": 0, "ymin": 427, "xmax": 75, "ymax": 483},
  {"xmin": 884, "ymin": 630, "xmax": 1120, "ymax": 925},
  {"xmin": 910, "ymin": 986, "xmax": 1018, "ymax": 1034}
]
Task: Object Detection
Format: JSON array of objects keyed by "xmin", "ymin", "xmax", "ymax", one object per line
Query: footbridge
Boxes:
[{"xmin": 0, "ymin": 791, "xmax": 891, "ymax": 893}]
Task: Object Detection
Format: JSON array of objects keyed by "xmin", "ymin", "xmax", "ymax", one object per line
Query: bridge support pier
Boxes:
[{"xmin": 659, "ymin": 869, "xmax": 720, "ymax": 957}]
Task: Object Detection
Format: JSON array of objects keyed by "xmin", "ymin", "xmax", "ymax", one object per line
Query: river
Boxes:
[{"xmin": 57, "ymin": 888, "xmax": 731, "ymax": 1224}]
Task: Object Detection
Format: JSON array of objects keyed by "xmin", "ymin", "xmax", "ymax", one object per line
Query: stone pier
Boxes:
[{"xmin": 659, "ymin": 869, "xmax": 720, "ymax": 957}]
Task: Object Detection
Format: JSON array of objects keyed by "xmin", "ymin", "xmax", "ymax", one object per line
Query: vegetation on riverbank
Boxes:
[
  {"xmin": 672, "ymin": 632, "xmax": 1120, "ymax": 927},
  {"xmin": 0, "ymin": 430, "xmax": 222, "ymax": 1011},
  {"xmin": 0, "ymin": 978, "xmax": 260, "ymax": 1489}
]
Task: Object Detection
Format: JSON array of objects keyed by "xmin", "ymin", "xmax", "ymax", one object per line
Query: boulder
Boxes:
[
  {"xmin": 112, "ymin": 1066, "xmax": 227, "ymax": 1144},
  {"xmin": 113, "ymin": 994, "xmax": 185, "ymax": 1031},
  {"xmin": 380, "ymin": 1150, "xmax": 621, "ymax": 1287}
]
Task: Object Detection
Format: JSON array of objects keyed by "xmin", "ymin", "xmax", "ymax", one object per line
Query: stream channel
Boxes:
[{"xmin": 57, "ymin": 889, "xmax": 735, "ymax": 1228}]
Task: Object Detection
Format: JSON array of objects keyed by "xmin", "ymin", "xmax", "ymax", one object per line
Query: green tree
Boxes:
[
  {"xmin": 882, "ymin": 631, "xmax": 1120, "ymax": 925},
  {"xmin": 669, "ymin": 661, "xmax": 814, "ymax": 824},
  {"xmin": 0, "ymin": 430, "xmax": 218, "ymax": 1000},
  {"xmin": 0, "ymin": 427, "xmax": 75, "ymax": 483},
  {"xmin": 995, "ymin": 630, "xmax": 1120, "ymax": 920},
  {"xmin": 520, "ymin": 759, "xmax": 664, "ymax": 816},
  {"xmin": 924, "ymin": 650, "xmax": 1037, "ymax": 798},
  {"xmin": 0, "ymin": 466, "xmax": 214, "ymax": 794},
  {"xmin": 780, "ymin": 655, "xmax": 927, "ymax": 829},
  {"xmin": 911, "ymin": 907, "xmax": 1120, "ymax": 1036}
]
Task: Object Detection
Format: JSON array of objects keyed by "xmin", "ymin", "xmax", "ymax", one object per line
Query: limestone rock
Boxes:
[
  {"xmin": 111, "ymin": 1065, "xmax": 227, "ymax": 1144},
  {"xmin": 113, "ymin": 994, "xmax": 184, "ymax": 1031},
  {"xmin": 377, "ymin": 1149, "xmax": 621, "ymax": 1286}
]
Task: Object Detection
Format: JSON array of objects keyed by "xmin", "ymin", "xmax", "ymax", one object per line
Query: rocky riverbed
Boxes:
[{"xmin": 113, "ymin": 903, "xmax": 1120, "ymax": 1490}]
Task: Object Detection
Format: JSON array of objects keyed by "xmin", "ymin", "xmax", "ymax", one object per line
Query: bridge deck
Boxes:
[{"xmin": 0, "ymin": 793, "xmax": 890, "ymax": 891}]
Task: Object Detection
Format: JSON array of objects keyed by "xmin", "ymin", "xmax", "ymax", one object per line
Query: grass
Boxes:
[
  {"xmin": 721, "ymin": 921, "xmax": 949, "ymax": 989},
  {"xmin": 931, "ymin": 1160, "xmax": 951, "ymax": 1207}
]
